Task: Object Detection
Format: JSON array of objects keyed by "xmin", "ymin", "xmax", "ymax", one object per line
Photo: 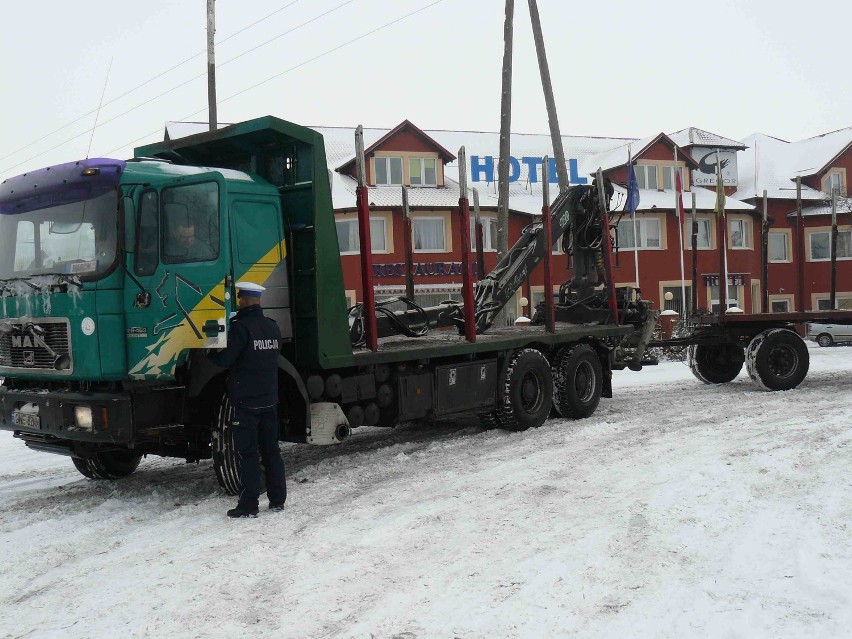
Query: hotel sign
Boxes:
[
  {"xmin": 470, "ymin": 156, "xmax": 588, "ymax": 184},
  {"xmin": 374, "ymin": 262, "xmax": 479, "ymax": 278}
]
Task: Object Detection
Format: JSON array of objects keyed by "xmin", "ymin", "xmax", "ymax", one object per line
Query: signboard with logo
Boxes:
[{"xmin": 690, "ymin": 148, "xmax": 738, "ymax": 187}]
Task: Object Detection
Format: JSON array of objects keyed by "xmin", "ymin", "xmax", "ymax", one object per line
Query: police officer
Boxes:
[{"xmin": 208, "ymin": 281, "xmax": 286, "ymax": 518}]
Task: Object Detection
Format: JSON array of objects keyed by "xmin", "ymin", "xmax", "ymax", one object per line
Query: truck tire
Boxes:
[
  {"xmin": 551, "ymin": 344, "xmax": 602, "ymax": 419},
  {"xmin": 746, "ymin": 328, "xmax": 809, "ymax": 391},
  {"xmin": 689, "ymin": 343, "xmax": 745, "ymax": 384},
  {"xmin": 212, "ymin": 395, "xmax": 267, "ymax": 496},
  {"xmin": 72, "ymin": 451, "xmax": 142, "ymax": 480},
  {"xmin": 496, "ymin": 348, "xmax": 553, "ymax": 431},
  {"xmin": 816, "ymin": 333, "xmax": 833, "ymax": 347}
]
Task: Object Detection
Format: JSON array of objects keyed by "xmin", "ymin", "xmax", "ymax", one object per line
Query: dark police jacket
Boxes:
[{"xmin": 208, "ymin": 305, "xmax": 281, "ymax": 409}]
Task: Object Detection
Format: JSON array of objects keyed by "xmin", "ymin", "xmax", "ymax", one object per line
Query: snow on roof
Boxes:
[
  {"xmin": 734, "ymin": 129, "xmax": 852, "ymax": 201},
  {"xmin": 668, "ymin": 127, "xmax": 747, "ymax": 149},
  {"xmin": 786, "ymin": 198, "xmax": 852, "ymax": 218},
  {"xmin": 610, "ymin": 185, "xmax": 754, "ymax": 214}
]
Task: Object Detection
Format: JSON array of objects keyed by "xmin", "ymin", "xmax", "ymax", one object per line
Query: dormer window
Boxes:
[
  {"xmin": 634, "ymin": 164, "xmax": 657, "ymax": 190},
  {"xmin": 410, "ymin": 158, "xmax": 437, "ymax": 186},
  {"xmin": 662, "ymin": 166, "xmax": 686, "ymax": 191},
  {"xmin": 824, "ymin": 171, "xmax": 845, "ymax": 196},
  {"xmin": 375, "ymin": 157, "xmax": 403, "ymax": 185}
]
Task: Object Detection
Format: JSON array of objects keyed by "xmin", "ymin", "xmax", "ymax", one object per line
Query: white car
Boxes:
[{"xmin": 806, "ymin": 322, "xmax": 852, "ymax": 347}]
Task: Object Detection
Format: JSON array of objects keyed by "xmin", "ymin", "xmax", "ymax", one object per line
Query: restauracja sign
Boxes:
[{"xmin": 470, "ymin": 156, "xmax": 588, "ymax": 184}]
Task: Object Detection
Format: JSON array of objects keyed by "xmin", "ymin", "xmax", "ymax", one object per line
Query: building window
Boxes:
[
  {"xmin": 409, "ymin": 158, "xmax": 437, "ymax": 186},
  {"xmin": 824, "ymin": 171, "xmax": 844, "ymax": 196},
  {"xmin": 809, "ymin": 230, "xmax": 852, "ymax": 261},
  {"xmin": 768, "ymin": 231, "xmax": 790, "ymax": 262},
  {"xmin": 470, "ymin": 217, "xmax": 498, "ymax": 251},
  {"xmin": 635, "ymin": 164, "xmax": 658, "ymax": 190},
  {"xmin": 709, "ymin": 284, "xmax": 742, "ymax": 312},
  {"xmin": 771, "ymin": 299, "xmax": 790, "ymax": 312},
  {"xmin": 413, "ymin": 217, "xmax": 446, "ymax": 251},
  {"xmin": 336, "ymin": 218, "xmax": 388, "ymax": 254},
  {"xmin": 817, "ymin": 296, "xmax": 852, "ymax": 310},
  {"xmin": 616, "ymin": 218, "xmax": 661, "ymax": 249},
  {"xmin": 662, "ymin": 166, "xmax": 686, "ymax": 191},
  {"xmin": 375, "ymin": 157, "xmax": 403, "ymax": 185},
  {"xmin": 684, "ymin": 218, "xmax": 712, "ymax": 249},
  {"xmin": 662, "ymin": 284, "xmax": 692, "ymax": 314},
  {"xmin": 729, "ymin": 218, "xmax": 750, "ymax": 249}
]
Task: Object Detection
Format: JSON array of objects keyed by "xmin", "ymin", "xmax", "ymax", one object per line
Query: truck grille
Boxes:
[{"xmin": 0, "ymin": 319, "xmax": 72, "ymax": 373}]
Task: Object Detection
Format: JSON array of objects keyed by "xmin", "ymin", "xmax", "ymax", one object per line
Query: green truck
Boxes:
[{"xmin": 0, "ymin": 116, "xmax": 654, "ymax": 494}]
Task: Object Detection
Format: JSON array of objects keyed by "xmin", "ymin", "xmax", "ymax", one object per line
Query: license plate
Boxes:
[{"xmin": 12, "ymin": 411, "xmax": 41, "ymax": 429}]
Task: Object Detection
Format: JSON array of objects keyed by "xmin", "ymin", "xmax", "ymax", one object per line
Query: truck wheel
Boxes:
[
  {"xmin": 496, "ymin": 349, "xmax": 553, "ymax": 431},
  {"xmin": 212, "ymin": 395, "xmax": 268, "ymax": 496},
  {"xmin": 817, "ymin": 334, "xmax": 833, "ymax": 347},
  {"xmin": 213, "ymin": 395, "xmax": 241, "ymax": 496},
  {"xmin": 72, "ymin": 451, "xmax": 142, "ymax": 480},
  {"xmin": 689, "ymin": 343, "xmax": 745, "ymax": 384},
  {"xmin": 746, "ymin": 328, "xmax": 809, "ymax": 391},
  {"xmin": 551, "ymin": 344, "xmax": 602, "ymax": 419}
]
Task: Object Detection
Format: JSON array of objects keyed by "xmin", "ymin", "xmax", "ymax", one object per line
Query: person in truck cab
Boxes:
[
  {"xmin": 164, "ymin": 203, "xmax": 215, "ymax": 262},
  {"xmin": 208, "ymin": 281, "xmax": 287, "ymax": 518}
]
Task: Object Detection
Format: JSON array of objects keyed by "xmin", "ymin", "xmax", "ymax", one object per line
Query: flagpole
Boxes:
[
  {"xmin": 629, "ymin": 146, "xmax": 640, "ymax": 290},
  {"xmin": 716, "ymin": 150, "xmax": 728, "ymax": 315},
  {"xmin": 674, "ymin": 144, "xmax": 686, "ymax": 317}
]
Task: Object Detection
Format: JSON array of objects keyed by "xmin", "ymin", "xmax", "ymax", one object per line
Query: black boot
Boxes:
[
  {"xmin": 269, "ymin": 501, "xmax": 285, "ymax": 512},
  {"xmin": 227, "ymin": 506, "xmax": 258, "ymax": 518}
]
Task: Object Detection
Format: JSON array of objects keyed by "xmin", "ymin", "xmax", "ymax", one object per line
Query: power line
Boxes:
[
  {"xmin": 0, "ymin": 0, "xmax": 301, "ymax": 165},
  {"xmin": 102, "ymin": 0, "xmax": 446, "ymax": 157},
  {"xmin": 1, "ymin": 0, "xmax": 357, "ymax": 175}
]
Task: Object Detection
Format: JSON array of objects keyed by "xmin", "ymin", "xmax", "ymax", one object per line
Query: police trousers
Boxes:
[{"xmin": 231, "ymin": 406, "xmax": 287, "ymax": 511}]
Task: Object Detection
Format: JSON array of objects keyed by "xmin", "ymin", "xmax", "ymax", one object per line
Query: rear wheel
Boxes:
[
  {"xmin": 689, "ymin": 343, "xmax": 745, "ymax": 384},
  {"xmin": 72, "ymin": 450, "xmax": 142, "ymax": 480},
  {"xmin": 495, "ymin": 349, "xmax": 553, "ymax": 431},
  {"xmin": 746, "ymin": 328, "xmax": 809, "ymax": 391},
  {"xmin": 816, "ymin": 334, "xmax": 833, "ymax": 348},
  {"xmin": 551, "ymin": 344, "xmax": 603, "ymax": 419}
]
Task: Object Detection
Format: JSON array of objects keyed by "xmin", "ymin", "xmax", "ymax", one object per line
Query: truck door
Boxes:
[
  {"xmin": 125, "ymin": 179, "xmax": 230, "ymax": 379},
  {"xmin": 228, "ymin": 198, "xmax": 291, "ymax": 339}
]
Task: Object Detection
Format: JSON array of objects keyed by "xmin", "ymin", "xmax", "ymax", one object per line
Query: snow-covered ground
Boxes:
[{"xmin": 1, "ymin": 345, "xmax": 850, "ymax": 639}]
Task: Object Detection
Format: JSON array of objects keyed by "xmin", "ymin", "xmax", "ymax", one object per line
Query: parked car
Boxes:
[{"xmin": 806, "ymin": 322, "xmax": 852, "ymax": 347}]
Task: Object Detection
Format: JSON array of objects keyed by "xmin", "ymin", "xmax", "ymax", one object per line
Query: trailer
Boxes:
[
  {"xmin": 649, "ymin": 182, "xmax": 852, "ymax": 392},
  {"xmin": 0, "ymin": 116, "xmax": 658, "ymax": 494}
]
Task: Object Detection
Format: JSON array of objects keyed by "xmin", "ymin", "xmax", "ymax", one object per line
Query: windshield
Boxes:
[{"xmin": 0, "ymin": 189, "xmax": 118, "ymax": 280}]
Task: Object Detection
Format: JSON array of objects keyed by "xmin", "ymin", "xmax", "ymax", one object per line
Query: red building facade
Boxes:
[{"xmin": 317, "ymin": 121, "xmax": 852, "ymax": 320}]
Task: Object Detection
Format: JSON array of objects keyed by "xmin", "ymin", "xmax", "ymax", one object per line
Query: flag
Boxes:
[
  {"xmin": 626, "ymin": 157, "xmax": 640, "ymax": 217},
  {"xmin": 674, "ymin": 168, "xmax": 684, "ymax": 228},
  {"xmin": 714, "ymin": 158, "xmax": 725, "ymax": 216}
]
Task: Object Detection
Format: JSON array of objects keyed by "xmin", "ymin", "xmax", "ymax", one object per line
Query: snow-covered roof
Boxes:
[
  {"xmin": 610, "ymin": 185, "xmax": 754, "ymax": 214},
  {"xmin": 668, "ymin": 127, "xmax": 747, "ymax": 150},
  {"xmin": 734, "ymin": 129, "xmax": 852, "ymax": 202},
  {"xmin": 786, "ymin": 199, "xmax": 852, "ymax": 218}
]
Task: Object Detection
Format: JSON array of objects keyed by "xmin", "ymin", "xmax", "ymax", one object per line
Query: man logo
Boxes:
[{"xmin": 23, "ymin": 351, "xmax": 35, "ymax": 366}]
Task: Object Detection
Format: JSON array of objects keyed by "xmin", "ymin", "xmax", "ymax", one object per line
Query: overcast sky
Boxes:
[{"xmin": 1, "ymin": 0, "xmax": 850, "ymax": 180}]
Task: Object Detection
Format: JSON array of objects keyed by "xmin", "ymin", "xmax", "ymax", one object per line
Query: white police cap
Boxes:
[{"xmin": 235, "ymin": 281, "xmax": 266, "ymax": 297}]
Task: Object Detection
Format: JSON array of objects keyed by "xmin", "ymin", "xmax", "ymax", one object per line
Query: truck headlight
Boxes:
[{"xmin": 74, "ymin": 406, "xmax": 93, "ymax": 430}]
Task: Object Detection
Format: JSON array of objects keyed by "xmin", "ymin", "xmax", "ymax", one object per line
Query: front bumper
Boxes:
[{"xmin": 0, "ymin": 386, "xmax": 133, "ymax": 444}]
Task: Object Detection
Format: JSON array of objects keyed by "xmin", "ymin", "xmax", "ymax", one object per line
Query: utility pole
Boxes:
[
  {"xmin": 496, "ymin": 0, "xmax": 514, "ymax": 326},
  {"xmin": 207, "ymin": 0, "xmax": 218, "ymax": 131},
  {"xmin": 528, "ymin": 0, "xmax": 568, "ymax": 193}
]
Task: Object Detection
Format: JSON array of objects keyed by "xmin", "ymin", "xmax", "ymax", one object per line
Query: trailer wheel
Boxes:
[
  {"xmin": 551, "ymin": 344, "xmax": 602, "ymax": 419},
  {"xmin": 496, "ymin": 349, "xmax": 553, "ymax": 431},
  {"xmin": 746, "ymin": 328, "xmax": 809, "ymax": 391},
  {"xmin": 72, "ymin": 451, "xmax": 142, "ymax": 480},
  {"xmin": 212, "ymin": 395, "xmax": 269, "ymax": 496},
  {"xmin": 816, "ymin": 333, "xmax": 833, "ymax": 348},
  {"xmin": 689, "ymin": 343, "xmax": 745, "ymax": 384}
]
